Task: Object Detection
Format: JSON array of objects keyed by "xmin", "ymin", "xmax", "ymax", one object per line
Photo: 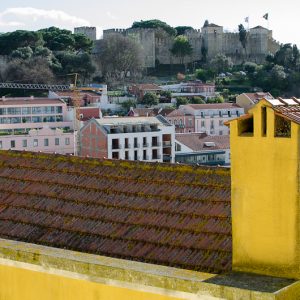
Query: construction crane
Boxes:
[{"xmin": 0, "ymin": 74, "xmax": 105, "ymax": 155}]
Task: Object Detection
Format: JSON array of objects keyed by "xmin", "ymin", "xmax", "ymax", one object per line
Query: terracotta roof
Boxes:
[
  {"xmin": 78, "ymin": 107, "xmax": 101, "ymax": 121},
  {"xmin": 0, "ymin": 151, "xmax": 231, "ymax": 274},
  {"xmin": 185, "ymin": 103, "xmax": 241, "ymax": 110},
  {"xmin": 243, "ymin": 92, "xmax": 274, "ymax": 104},
  {"xmin": 129, "ymin": 108, "xmax": 175, "ymax": 117},
  {"xmin": 0, "ymin": 98, "xmax": 64, "ymax": 106},
  {"xmin": 132, "ymin": 84, "xmax": 162, "ymax": 91},
  {"xmin": 176, "ymin": 133, "xmax": 230, "ymax": 151},
  {"xmin": 270, "ymin": 98, "xmax": 300, "ymax": 125}
]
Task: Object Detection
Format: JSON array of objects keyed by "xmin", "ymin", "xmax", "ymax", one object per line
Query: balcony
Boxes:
[
  {"xmin": 175, "ymin": 124, "xmax": 185, "ymax": 128},
  {"xmin": 133, "ymin": 143, "xmax": 140, "ymax": 148},
  {"xmin": 163, "ymin": 141, "xmax": 172, "ymax": 147},
  {"xmin": 124, "ymin": 144, "xmax": 131, "ymax": 149},
  {"xmin": 152, "ymin": 155, "xmax": 161, "ymax": 160},
  {"xmin": 152, "ymin": 142, "xmax": 161, "ymax": 147},
  {"xmin": 163, "ymin": 155, "xmax": 172, "ymax": 162},
  {"xmin": 112, "ymin": 145, "xmax": 122, "ymax": 150},
  {"xmin": 143, "ymin": 143, "xmax": 149, "ymax": 148}
]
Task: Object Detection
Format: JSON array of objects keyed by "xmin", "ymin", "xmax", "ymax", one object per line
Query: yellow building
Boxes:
[{"xmin": 1, "ymin": 96, "xmax": 300, "ymax": 300}]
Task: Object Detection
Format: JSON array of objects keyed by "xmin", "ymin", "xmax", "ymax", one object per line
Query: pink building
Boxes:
[
  {"xmin": 166, "ymin": 110, "xmax": 195, "ymax": 133},
  {"xmin": 0, "ymin": 97, "xmax": 75, "ymax": 154}
]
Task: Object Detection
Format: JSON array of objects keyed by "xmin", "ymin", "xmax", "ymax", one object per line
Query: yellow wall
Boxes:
[
  {"xmin": 230, "ymin": 100, "xmax": 300, "ymax": 279},
  {"xmin": 0, "ymin": 263, "xmax": 184, "ymax": 300}
]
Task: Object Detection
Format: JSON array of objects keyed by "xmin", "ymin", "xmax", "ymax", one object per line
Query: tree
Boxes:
[
  {"xmin": 175, "ymin": 26, "xmax": 194, "ymax": 36},
  {"xmin": 55, "ymin": 52, "xmax": 96, "ymax": 83},
  {"xmin": 121, "ymin": 99, "xmax": 137, "ymax": 111},
  {"xmin": 131, "ymin": 19, "xmax": 176, "ymax": 36},
  {"xmin": 207, "ymin": 95, "xmax": 224, "ymax": 103},
  {"xmin": 0, "ymin": 57, "xmax": 55, "ymax": 84},
  {"xmin": 210, "ymin": 54, "xmax": 233, "ymax": 74},
  {"xmin": 244, "ymin": 62, "xmax": 258, "ymax": 73},
  {"xmin": 11, "ymin": 47, "xmax": 33, "ymax": 60},
  {"xmin": 192, "ymin": 96, "xmax": 205, "ymax": 104},
  {"xmin": 203, "ymin": 20, "xmax": 209, "ymax": 27},
  {"xmin": 171, "ymin": 35, "xmax": 193, "ymax": 68},
  {"xmin": 175, "ymin": 97, "xmax": 188, "ymax": 108},
  {"xmin": 238, "ymin": 24, "xmax": 248, "ymax": 56},
  {"xmin": 39, "ymin": 27, "xmax": 75, "ymax": 51},
  {"xmin": 195, "ymin": 68, "xmax": 214, "ymax": 82},
  {"xmin": 0, "ymin": 30, "xmax": 43, "ymax": 55},
  {"xmin": 74, "ymin": 34, "xmax": 94, "ymax": 53},
  {"xmin": 96, "ymin": 34, "xmax": 144, "ymax": 82},
  {"xmin": 201, "ymin": 43, "xmax": 208, "ymax": 62},
  {"xmin": 140, "ymin": 93, "xmax": 159, "ymax": 107}
]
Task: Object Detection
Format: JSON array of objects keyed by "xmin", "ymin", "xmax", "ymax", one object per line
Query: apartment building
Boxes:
[
  {"xmin": 179, "ymin": 103, "xmax": 244, "ymax": 135},
  {"xmin": 175, "ymin": 133, "xmax": 230, "ymax": 166},
  {"xmin": 80, "ymin": 116, "xmax": 175, "ymax": 163},
  {"xmin": 0, "ymin": 97, "xmax": 74, "ymax": 154}
]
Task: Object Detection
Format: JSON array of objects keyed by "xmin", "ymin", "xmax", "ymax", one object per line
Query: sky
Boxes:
[{"xmin": 0, "ymin": 0, "xmax": 299, "ymax": 46}]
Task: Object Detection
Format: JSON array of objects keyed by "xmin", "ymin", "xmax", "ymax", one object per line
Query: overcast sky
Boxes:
[{"xmin": 0, "ymin": 0, "xmax": 299, "ymax": 46}]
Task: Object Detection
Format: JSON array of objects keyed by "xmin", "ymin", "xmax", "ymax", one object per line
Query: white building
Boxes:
[
  {"xmin": 0, "ymin": 97, "xmax": 75, "ymax": 154},
  {"xmin": 179, "ymin": 103, "xmax": 244, "ymax": 135},
  {"xmin": 80, "ymin": 116, "xmax": 175, "ymax": 163}
]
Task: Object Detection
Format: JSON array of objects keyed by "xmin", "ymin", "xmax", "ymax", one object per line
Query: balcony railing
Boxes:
[
  {"xmin": 163, "ymin": 141, "xmax": 172, "ymax": 147},
  {"xmin": 124, "ymin": 144, "xmax": 131, "ymax": 149},
  {"xmin": 152, "ymin": 142, "xmax": 161, "ymax": 147},
  {"xmin": 143, "ymin": 143, "xmax": 149, "ymax": 147},
  {"xmin": 152, "ymin": 155, "xmax": 161, "ymax": 160},
  {"xmin": 133, "ymin": 143, "xmax": 140, "ymax": 148}
]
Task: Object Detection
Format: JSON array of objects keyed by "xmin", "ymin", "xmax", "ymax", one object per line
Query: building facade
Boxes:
[
  {"xmin": 175, "ymin": 133, "xmax": 230, "ymax": 166},
  {"xmin": 74, "ymin": 26, "xmax": 97, "ymax": 41},
  {"xmin": 0, "ymin": 97, "xmax": 74, "ymax": 154},
  {"xmin": 236, "ymin": 92, "xmax": 274, "ymax": 112},
  {"xmin": 80, "ymin": 116, "xmax": 175, "ymax": 163},
  {"xmin": 175, "ymin": 103, "xmax": 244, "ymax": 135}
]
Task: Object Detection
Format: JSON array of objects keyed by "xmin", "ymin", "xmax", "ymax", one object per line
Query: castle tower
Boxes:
[
  {"xmin": 201, "ymin": 23, "xmax": 223, "ymax": 59},
  {"xmin": 228, "ymin": 97, "xmax": 300, "ymax": 279},
  {"xmin": 74, "ymin": 27, "xmax": 97, "ymax": 41}
]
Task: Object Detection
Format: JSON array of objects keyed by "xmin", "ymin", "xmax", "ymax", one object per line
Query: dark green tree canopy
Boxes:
[
  {"xmin": 0, "ymin": 30, "xmax": 43, "ymax": 55},
  {"xmin": 140, "ymin": 92, "xmax": 159, "ymax": 107},
  {"xmin": 171, "ymin": 35, "xmax": 193, "ymax": 64},
  {"xmin": 131, "ymin": 19, "xmax": 176, "ymax": 36},
  {"xmin": 238, "ymin": 24, "xmax": 248, "ymax": 49},
  {"xmin": 175, "ymin": 26, "xmax": 194, "ymax": 36}
]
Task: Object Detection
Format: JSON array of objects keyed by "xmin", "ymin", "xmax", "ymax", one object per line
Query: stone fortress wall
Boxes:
[{"xmin": 92, "ymin": 23, "xmax": 281, "ymax": 68}]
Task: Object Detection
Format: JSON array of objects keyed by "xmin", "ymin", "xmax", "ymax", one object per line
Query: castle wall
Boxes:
[{"xmin": 98, "ymin": 25, "xmax": 281, "ymax": 68}]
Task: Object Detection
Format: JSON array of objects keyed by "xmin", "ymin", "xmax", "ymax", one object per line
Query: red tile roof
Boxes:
[
  {"xmin": 78, "ymin": 107, "xmax": 101, "ymax": 121},
  {"xmin": 186, "ymin": 103, "xmax": 241, "ymax": 110},
  {"xmin": 270, "ymin": 98, "xmax": 300, "ymax": 125},
  {"xmin": 243, "ymin": 92, "xmax": 274, "ymax": 104},
  {"xmin": 0, "ymin": 151, "xmax": 231, "ymax": 274},
  {"xmin": 176, "ymin": 134, "xmax": 230, "ymax": 151},
  {"xmin": 0, "ymin": 98, "xmax": 64, "ymax": 106}
]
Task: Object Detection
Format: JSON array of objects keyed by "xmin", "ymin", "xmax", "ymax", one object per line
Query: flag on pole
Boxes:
[
  {"xmin": 244, "ymin": 17, "xmax": 249, "ymax": 23},
  {"xmin": 263, "ymin": 13, "xmax": 269, "ymax": 20}
]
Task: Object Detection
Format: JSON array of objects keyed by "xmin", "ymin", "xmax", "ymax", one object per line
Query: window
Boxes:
[
  {"xmin": 275, "ymin": 115, "xmax": 291, "ymax": 138},
  {"xmin": 188, "ymin": 119, "xmax": 192, "ymax": 126},
  {"xmin": 219, "ymin": 120, "xmax": 223, "ymax": 126},
  {"xmin": 210, "ymin": 120, "xmax": 214, "ymax": 129},
  {"xmin": 11, "ymin": 140, "xmax": 15, "ymax": 148},
  {"xmin": 134, "ymin": 137, "xmax": 138, "ymax": 148},
  {"xmin": 236, "ymin": 110, "xmax": 240, "ymax": 117},
  {"xmin": 55, "ymin": 138, "xmax": 60, "ymax": 146},
  {"xmin": 238, "ymin": 117, "xmax": 254, "ymax": 136},
  {"xmin": 32, "ymin": 116, "xmax": 42, "ymax": 123},
  {"xmin": 22, "ymin": 117, "xmax": 31, "ymax": 123},
  {"xmin": 56, "ymin": 106, "xmax": 63, "ymax": 113},
  {"xmin": 7, "ymin": 107, "xmax": 21, "ymax": 115},
  {"xmin": 228, "ymin": 111, "xmax": 231, "ymax": 117},
  {"xmin": 219, "ymin": 111, "xmax": 222, "ymax": 117},
  {"xmin": 22, "ymin": 140, "xmax": 27, "ymax": 147},
  {"xmin": 143, "ymin": 137, "xmax": 147, "ymax": 147},
  {"xmin": 22, "ymin": 107, "xmax": 31, "ymax": 114},
  {"xmin": 201, "ymin": 120, "xmax": 205, "ymax": 127},
  {"xmin": 0, "ymin": 108, "xmax": 6, "ymax": 115},
  {"xmin": 219, "ymin": 130, "xmax": 223, "ymax": 135},
  {"xmin": 262, "ymin": 107, "xmax": 267, "ymax": 136},
  {"xmin": 125, "ymin": 151, "xmax": 129, "ymax": 160},
  {"xmin": 0, "ymin": 141, "xmax": 2, "ymax": 149},
  {"xmin": 33, "ymin": 139, "xmax": 38, "ymax": 147},
  {"xmin": 201, "ymin": 112, "xmax": 205, "ymax": 118},
  {"xmin": 65, "ymin": 137, "xmax": 70, "ymax": 145},
  {"xmin": 44, "ymin": 139, "xmax": 49, "ymax": 146},
  {"xmin": 32, "ymin": 107, "xmax": 42, "ymax": 114},
  {"xmin": 143, "ymin": 150, "xmax": 147, "ymax": 160}
]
